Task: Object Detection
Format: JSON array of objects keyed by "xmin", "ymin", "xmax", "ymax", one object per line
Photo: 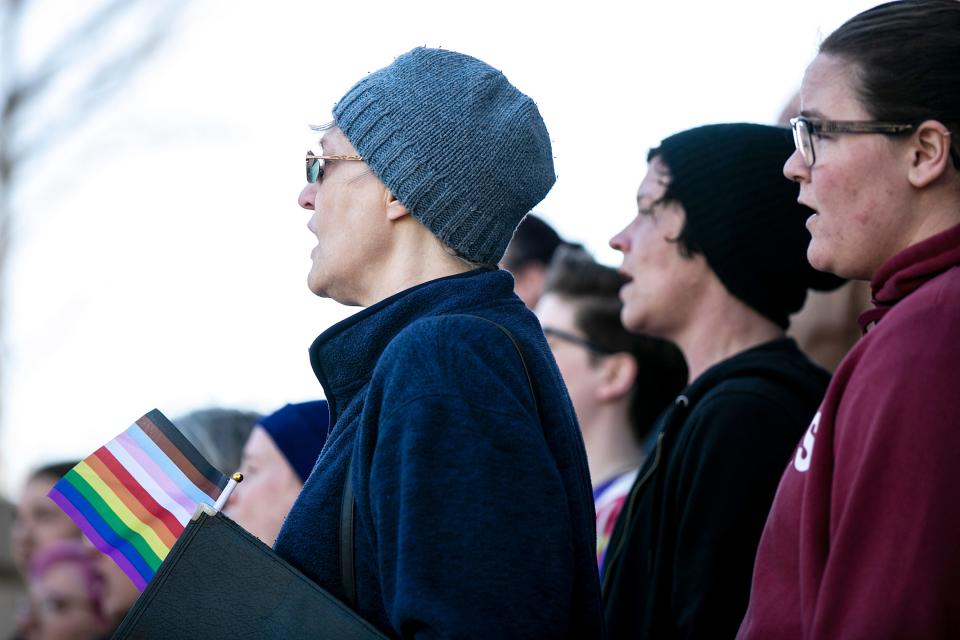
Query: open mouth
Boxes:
[{"xmin": 615, "ymin": 270, "xmax": 634, "ymax": 300}]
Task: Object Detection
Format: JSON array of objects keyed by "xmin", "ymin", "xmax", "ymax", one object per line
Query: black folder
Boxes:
[{"xmin": 112, "ymin": 505, "xmax": 388, "ymax": 639}]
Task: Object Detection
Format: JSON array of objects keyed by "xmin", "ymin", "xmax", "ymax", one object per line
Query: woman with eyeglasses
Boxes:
[{"xmin": 739, "ymin": 1, "xmax": 960, "ymax": 638}]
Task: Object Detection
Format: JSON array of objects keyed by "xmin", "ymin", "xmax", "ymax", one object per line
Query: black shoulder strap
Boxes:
[
  {"xmin": 339, "ymin": 315, "xmax": 537, "ymax": 609},
  {"xmin": 340, "ymin": 452, "xmax": 358, "ymax": 609},
  {"xmin": 463, "ymin": 315, "xmax": 539, "ymax": 415}
]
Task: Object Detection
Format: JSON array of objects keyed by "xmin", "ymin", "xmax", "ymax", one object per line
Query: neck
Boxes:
[
  {"xmin": 581, "ymin": 404, "xmax": 645, "ymax": 487},
  {"xmin": 358, "ymin": 221, "xmax": 475, "ymax": 306},
  {"xmin": 670, "ymin": 286, "xmax": 784, "ymax": 383},
  {"xmin": 901, "ymin": 188, "xmax": 960, "ymax": 258}
]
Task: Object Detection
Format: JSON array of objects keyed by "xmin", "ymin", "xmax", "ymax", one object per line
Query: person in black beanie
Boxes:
[{"xmin": 602, "ymin": 122, "xmax": 843, "ymax": 639}]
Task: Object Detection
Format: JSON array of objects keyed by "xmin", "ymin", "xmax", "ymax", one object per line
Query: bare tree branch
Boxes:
[
  {"xmin": 7, "ymin": 2, "xmax": 183, "ymax": 176},
  {"xmin": 12, "ymin": 0, "xmax": 147, "ymax": 110}
]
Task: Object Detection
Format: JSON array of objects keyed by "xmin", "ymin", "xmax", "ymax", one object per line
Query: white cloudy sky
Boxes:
[{"xmin": 1, "ymin": 0, "xmax": 878, "ymax": 497}]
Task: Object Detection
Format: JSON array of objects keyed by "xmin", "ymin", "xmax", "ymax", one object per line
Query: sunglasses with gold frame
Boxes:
[{"xmin": 305, "ymin": 151, "xmax": 364, "ymax": 183}]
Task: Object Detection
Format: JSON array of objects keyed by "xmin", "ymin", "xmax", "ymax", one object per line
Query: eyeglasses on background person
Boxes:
[{"xmin": 543, "ymin": 327, "xmax": 616, "ymax": 355}]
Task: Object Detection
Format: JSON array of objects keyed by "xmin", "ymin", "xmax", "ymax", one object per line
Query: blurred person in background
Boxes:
[
  {"xmin": 173, "ymin": 407, "xmax": 262, "ymax": 475},
  {"xmin": 741, "ymin": 1, "xmax": 960, "ymax": 636},
  {"xmin": 225, "ymin": 400, "xmax": 329, "ymax": 546},
  {"xmin": 11, "ymin": 463, "xmax": 81, "ymax": 578},
  {"xmin": 501, "ymin": 213, "xmax": 570, "ymax": 309},
  {"xmin": 786, "ymin": 276, "xmax": 870, "ymax": 371},
  {"xmin": 536, "ymin": 245, "xmax": 687, "ymax": 576},
  {"xmin": 21, "ymin": 540, "xmax": 110, "ymax": 640},
  {"xmin": 603, "ymin": 123, "xmax": 842, "ymax": 638},
  {"xmin": 83, "ymin": 544, "xmax": 138, "ymax": 633}
]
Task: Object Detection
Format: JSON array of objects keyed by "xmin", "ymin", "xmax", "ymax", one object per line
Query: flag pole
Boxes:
[{"xmin": 213, "ymin": 472, "xmax": 244, "ymax": 512}]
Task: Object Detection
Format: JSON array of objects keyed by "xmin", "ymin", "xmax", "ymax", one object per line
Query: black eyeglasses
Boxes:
[
  {"xmin": 305, "ymin": 151, "xmax": 363, "ymax": 183},
  {"xmin": 543, "ymin": 327, "xmax": 614, "ymax": 355},
  {"xmin": 789, "ymin": 116, "xmax": 915, "ymax": 168}
]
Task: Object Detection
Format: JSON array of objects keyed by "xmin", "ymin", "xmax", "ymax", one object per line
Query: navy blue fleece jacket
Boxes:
[{"xmin": 273, "ymin": 268, "xmax": 604, "ymax": 639}]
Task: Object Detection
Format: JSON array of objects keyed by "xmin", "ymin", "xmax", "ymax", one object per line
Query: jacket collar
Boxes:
[
  {"xmin": 859, "ymin": 221, "xmax": 960, "ymax": 332},
  {"xmin": 675, "ymin": 337, "xmax": 821, "ymax": 409},
  {"xmin": 308, "ymin": 267, "xmax": 511, "ymax": 423}
]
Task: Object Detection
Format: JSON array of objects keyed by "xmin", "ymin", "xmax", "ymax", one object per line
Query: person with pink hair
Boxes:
[{"xmin": 21, "ymin": 540, "xmax": 110, "ymax": 640}]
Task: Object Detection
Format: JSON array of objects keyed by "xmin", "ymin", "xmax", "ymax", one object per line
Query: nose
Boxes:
[
  {"xmin": 783, "ymin": 148, "xmax": 809, "ymax": 184},
  {"xmin": 298, "ymin": 183, "xmax": 317, "ymax": 210},
  {"xmin": 609, "ymin": 223, "xmax": 630, "ymax": 253}
]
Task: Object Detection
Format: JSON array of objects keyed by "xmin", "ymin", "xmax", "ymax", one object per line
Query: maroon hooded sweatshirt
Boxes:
[{"xmin": 738, "ymin": 222, "xmax": 960, "ymax": 639}]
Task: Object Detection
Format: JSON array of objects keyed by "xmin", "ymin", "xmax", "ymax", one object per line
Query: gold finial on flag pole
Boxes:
[{"xmin": 213, "ymin": 472, "xmax": 244, "ymax": 512}]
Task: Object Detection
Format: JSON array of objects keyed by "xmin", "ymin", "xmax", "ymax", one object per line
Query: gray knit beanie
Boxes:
[{"xmin": 332, "ymin": 47, "xmax": 556, "ymax": 265}]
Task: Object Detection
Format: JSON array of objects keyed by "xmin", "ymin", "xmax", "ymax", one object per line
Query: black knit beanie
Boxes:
[{"xmin": 653, "ymin": 123, "xmax": 844, "ymax": 329}]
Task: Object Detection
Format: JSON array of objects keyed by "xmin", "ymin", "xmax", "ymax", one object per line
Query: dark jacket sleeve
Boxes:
[
  {"xmin": 670, "ymin": 389, "xmax": 805, "ymax": 639},
  {"xmin": 365, "ymin": 320, "xmax": 578, "ymax": 639}
]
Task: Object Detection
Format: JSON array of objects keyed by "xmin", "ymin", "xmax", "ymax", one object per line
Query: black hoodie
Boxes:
[{"xmin": 601, "ymin": 337, "xmax": 829, "ymax": 640}]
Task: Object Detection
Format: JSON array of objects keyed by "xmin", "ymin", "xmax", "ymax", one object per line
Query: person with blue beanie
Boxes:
[
  {"xmin": 272, "ymin": 48, "xmax": 604, "ymax": 638},
  {"xmin": 225, "ymin": 400, "xmax": 329, "ymax": 547}
]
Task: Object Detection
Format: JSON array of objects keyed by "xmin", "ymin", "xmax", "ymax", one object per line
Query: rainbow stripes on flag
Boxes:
[{"xmin": 48, "ymin": 409, "xmax": 229, "ymax": 591}]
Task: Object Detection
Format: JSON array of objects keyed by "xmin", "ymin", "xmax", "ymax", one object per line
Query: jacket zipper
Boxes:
[{"xmin": 602, "ymin": 430, "xmax": 665, "ymax": 594}]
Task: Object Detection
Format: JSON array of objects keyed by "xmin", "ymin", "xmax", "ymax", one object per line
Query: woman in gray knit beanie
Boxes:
[
  {"xmin": 299, "ymin": 47, "xmax": 556, "ymax": 305},
  {"xmin": 273, "ymin": 48, "xmax": 605, "ymax": 638}
]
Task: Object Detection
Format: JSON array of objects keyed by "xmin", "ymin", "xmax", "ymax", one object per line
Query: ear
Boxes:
[
  {"xmin": 513, "ymin": 262, "xmax": 547, "ymax": 306},
  {"xmin": 385, "ymin": 190, "xmax": 411, "ymax": 221},
  {"xmin": 659, "ymin": 201, "xmax": 688, "ymax": 245},
  {"xmin": 908, "ymin": 120, "xmax": 953, "ymax": 188},
  {"xmin": 596, "ymin": 352, "xmax": 638, "ymax": 403}
]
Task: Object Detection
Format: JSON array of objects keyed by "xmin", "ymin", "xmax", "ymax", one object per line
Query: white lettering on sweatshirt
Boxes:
[{"xmin": 794, "ymin": 411, "xmax": 821, "ymax": 472}]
